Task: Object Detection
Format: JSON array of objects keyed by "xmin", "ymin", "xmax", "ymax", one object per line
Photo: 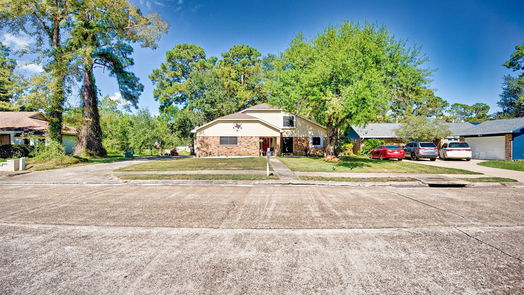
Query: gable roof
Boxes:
[
  {"xmin": 456, "ymin": 117, "xmax": 524, "ymax": 136},
  {"xmin": 0, "ymin": 111, "xmax": 77, "ymax": 135},
  {"xmin": 191, "ymin": 112, "xmax": 281, "ymax": 133}
]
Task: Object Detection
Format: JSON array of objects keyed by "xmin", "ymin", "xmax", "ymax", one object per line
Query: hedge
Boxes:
[{"xmin": 0, "ymin": 144, "xmax": 35, "ymax": 159}]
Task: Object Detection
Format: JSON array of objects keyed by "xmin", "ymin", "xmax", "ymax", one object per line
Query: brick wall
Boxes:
[
  {"xmin": 505, "ymin": 134, "xmax": 513, "ymax": 160},
  {"xmin": 292, "ymin": 137, "xmax": 325, "ymax": 156},
  {"xmin": 196, "ymin": 136, "xmax": 259, "ymax": 157}
]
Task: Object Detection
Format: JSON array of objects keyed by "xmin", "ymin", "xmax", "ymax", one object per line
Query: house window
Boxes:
[
  {"xmin": 310, "ymin": 136, "xmax": 323, "ymax": 147},
  {"xmin": 283, "ymin": 115, "xmax": 295, "ymax": 128},
  {"xmin": 220, "ymin": 136, "xmax": 238, "ymax": 145}
]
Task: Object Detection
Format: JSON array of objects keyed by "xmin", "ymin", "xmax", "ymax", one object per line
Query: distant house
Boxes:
[
  {"xmin": 191, "ymin": 103, "xmax": 327, "ymax": 157},
  {"xmin": 0, "ymin": 112, "xmax": 78, "ymax": 154},
  {"xmin": 347, "ymin": 118, "xmax": 524, "ymax": 160},
  {"xmin": 456, "ymin": 117, "xmax": 524, "ymax": 160}
]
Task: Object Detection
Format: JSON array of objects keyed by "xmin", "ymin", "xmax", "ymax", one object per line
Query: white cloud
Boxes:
[
  {"xmin": 109, "ymin": 92, "xmax": 123, "ymax": 102},
  {"xmin": 2, "ymin": 33, "xmax": 32, "ymax": 50},
  {"xmin": 18, "ymin": 63, "xmax": 44, "ymax": 73},
  {"xmin": 109, "ymin": 92, "xmax": 133, "ymax": 109}
]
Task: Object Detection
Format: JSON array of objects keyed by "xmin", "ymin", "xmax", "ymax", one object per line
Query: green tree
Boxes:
[
  {"xmin": 448, "ymin": 102, "xmax": 491, "ymax": 122},
  {"xmin": 497, "ymin": 44, "xmax": 524, "ymax": 117},
  {"xmin": 69, "ymin": 0, "xmax": 167, "ymax": 157},
  {"xmin": 394, "ymin": 116, "xmax": 451, "ymax": 142},
  {"xmin": 0, "ymin": 43, "xmax": 17, "ymax": 110},
  {"xmin": 150, "ymin": 44, "xmax": 267, "ymax": 143},
  {"xmin": 269, "ymin": 22, "xmax": 430, "ymax": 155},
  {"xmin": 1, "ymin": 0, "xmax": 75, "ymax": 141}
]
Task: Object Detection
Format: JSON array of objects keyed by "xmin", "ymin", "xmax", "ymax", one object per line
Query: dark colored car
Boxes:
[
  {"xmin": 370, "ymin": 145, "xmax": 405, "ymax": 160},
  {"xmin": 404, "ymin": 142, "xmax": 438, "ymax": 161}
]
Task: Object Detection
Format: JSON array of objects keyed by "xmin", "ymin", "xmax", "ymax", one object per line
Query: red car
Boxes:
[{"xmin": 369, "ymin": 145, "xmax": 405, "ymax": 160}]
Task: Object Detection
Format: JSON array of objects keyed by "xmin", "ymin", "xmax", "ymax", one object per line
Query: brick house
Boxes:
[{"xmin": 191, "ymin": 103, "xmax": 327, "ymax": 157}]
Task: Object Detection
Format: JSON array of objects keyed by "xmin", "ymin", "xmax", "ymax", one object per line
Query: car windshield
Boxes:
[
  {"xmin": 420, "ymin": 143, "xmax": 436, "ymax": 147},
  {"xmin": 448, "ymin": 142, "xmax": 469, "ymax": 148},
  {"xmin": 385, "ymin": 145, "xmax": 399, "ymax": 149}
]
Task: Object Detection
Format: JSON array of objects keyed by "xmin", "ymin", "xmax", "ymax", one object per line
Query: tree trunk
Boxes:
[
  {"xmin": 325, "ymin": 119, "xmax": 339, "ymax": 156},
  {"xmin": 74, "ymin": 63, "xmax": 107, "ymax": 157},
  {"xmin": 47, "ymin": 20, "xmax": 66, "ymax": 143}
]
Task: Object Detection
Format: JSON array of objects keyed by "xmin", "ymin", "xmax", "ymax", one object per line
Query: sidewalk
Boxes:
[
  {"xmin": 269, "ymin": 158, "xmax": 298, "ymax": 180},
  {"xmin": 412, "ymin": 159, "xmax": 524, "ymax": 183}
]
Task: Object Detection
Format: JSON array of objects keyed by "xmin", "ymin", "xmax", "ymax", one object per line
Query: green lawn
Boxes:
[
  {"xmin": 458, "ymin": 177, "xmax": 518, "ymax": 183},
  {"xmin": 119, "ymin": 173, "xmax": 278, "ymax": 180},
  {"xmin": 27, "ymin": 154, "xmax": 131, "ymax": 171},
  {"xmin": 117, "ymin": 157, "xmax": 271, "ymax": 171},
  {"xmin": 478, "ymin": 161, "xmax": 524, "ymax": 172},
  {"xmin": 299, "ymin": 176, "xmax": 416, "ymax": 182},
  {"xmin": 279, "ymin": 156, "xmax": 481, "ymax": 174}
]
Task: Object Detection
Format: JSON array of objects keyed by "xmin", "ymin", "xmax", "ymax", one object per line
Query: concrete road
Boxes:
[{"xmin": 0, "ymin": 184, "xmax": 523, "ymax": 294}]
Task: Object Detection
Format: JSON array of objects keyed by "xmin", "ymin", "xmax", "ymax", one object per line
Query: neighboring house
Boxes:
[
  {"xmin": 456, "ymin": 117, "xmax": 524, "ymax": 160},
  {"xmin": 191, "ymin": 103, "xmax": 327, "ymax": 157},
  {"xmin": 0, "ymin": 112, "xmax": 78, "ymax": 154},
  {"xmin": 347, "ymin": 118, "xmax": 524, "ymax": 160}
]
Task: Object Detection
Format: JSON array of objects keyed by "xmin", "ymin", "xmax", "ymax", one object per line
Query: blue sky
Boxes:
[{"xmin": 4, "ymin": 0, "xmax": 524, "ymax": 114}]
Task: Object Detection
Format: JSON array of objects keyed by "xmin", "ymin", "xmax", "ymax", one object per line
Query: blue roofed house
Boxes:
[{"xmin": 347, "ymin": 118, "xmax": 524, "ymax": 160}]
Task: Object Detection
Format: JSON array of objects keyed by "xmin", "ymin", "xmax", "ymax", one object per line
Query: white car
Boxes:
[{"xmin": 439, "ymin": 142, "xmax": 472, "ymax": 160}]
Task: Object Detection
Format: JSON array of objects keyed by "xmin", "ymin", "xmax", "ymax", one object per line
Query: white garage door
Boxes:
[{"xmin": 465, "ymin": 136, "xmax": 505, "ymax": 160}]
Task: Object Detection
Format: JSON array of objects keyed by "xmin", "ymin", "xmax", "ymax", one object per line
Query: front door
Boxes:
[
  {"xmin": 260, "ymin": 137, "xmax": 271, "ymax": 155},
  {"xmin": 282, "ymin": 137, "xmax": 293, "ymax": 154},
  {"xmin": 0, "ymin": 134, "xmax": 10, "ymax": 145}
]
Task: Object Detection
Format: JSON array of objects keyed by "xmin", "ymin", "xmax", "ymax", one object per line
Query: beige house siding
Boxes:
[
  {"xmin": 196, "ymin": 121, "xmax": 280, "ymax": 137},
  {"xmin": 282, "ymin": 116, "xmax": 326, "ymax": 137},
  {"xmin": 193, "ymin": 105, "xmax": 327, "ymax": 157}
]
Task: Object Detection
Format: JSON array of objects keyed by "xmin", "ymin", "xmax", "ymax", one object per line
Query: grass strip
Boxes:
[
  {"xmin": 478, "ymin": 161, "xmax": 524, "ymax": 172},
  {"xmin": 117, "ymin": 157, "xmax": 271, "ymax": 171},
  {"xmin": 119, "ymin": 173, "xmax": 279, "ymax": 181},
  {"xmin": 458, "ymin": 177, "xmax": 518, "ymax": 183},
  {"xmin": 299, "ymin": 176, "xmax": 417, "ymax": 182}
]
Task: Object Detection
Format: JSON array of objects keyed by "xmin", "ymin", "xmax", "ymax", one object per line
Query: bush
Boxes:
[
  {"xmin": 32, "ymin": 141, "xmax": 82, "ymax": 166},
  {"xmin": 338, "ymin": 142, "xmax": 354, "ymax": 156},
  {"xmin": 0, "ymin": 144, "xmax": 34, "ymax": 159},
  {"xmin": 361, "ymin": 139, "xmax": 385, "ymax": 155}
]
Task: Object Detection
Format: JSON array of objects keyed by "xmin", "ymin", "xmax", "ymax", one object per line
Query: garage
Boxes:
[{"xmin": 465, "ymin": 136, "xmax": 505, "ymax": 160}]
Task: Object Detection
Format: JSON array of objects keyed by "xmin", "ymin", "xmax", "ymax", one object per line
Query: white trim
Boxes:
[{"xmin": 310, "ymin": 136, "xmax": 324, "ymax": 148}]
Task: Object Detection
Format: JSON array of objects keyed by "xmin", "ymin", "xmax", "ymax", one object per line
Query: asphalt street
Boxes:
[{"xmin": 0, "ymin": 184, "xmax": 523, "ymax": 294}]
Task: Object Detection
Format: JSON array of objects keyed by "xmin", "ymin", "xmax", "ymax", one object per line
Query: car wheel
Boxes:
[
  {"xmin": 430, "ymin": 158, "xmax": 436, "ymax": 161},
  {"xmin": 398, "ymin": 158, "xmax": 403, "ymax": 161},
  {"xmin": 411, "ymin": 152, "xmax": 418, "ymax": 160},
  {"xmin": 380, "ymin": 154, "xmax": 385, "ymax": 160},
  {"xmin": 466, "ymin": 158, "xmax": 471, "ymax": 161}
]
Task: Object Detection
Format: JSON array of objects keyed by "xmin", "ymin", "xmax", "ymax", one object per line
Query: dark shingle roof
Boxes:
[
  {"xmin": 351, "ymin": 118, "xmax": 524, "ymax": 138},
  {"xmin": 457, "ymin": 117, "xmax": 524, "ymax": 136},
  {"xmin": 0, "ymin": 112, "xmax": 77, "ymax": 135}
]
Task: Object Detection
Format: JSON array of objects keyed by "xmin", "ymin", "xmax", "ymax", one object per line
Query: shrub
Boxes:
[
  {"xmin": 32, "ymin": 141, "xmax": 82, "ymax": 166},
  {"xmin": 338, "ymin": 142, "xmax": 354, "ymax": 156},
  {"xmin": 323, "ymin": 155, "xmax": 341, "ymax": 162},
  {"xmin": 0, "ymin": 144, "xmax": 34, "ymax": 159},
  {"xmin": 361, "ymin": 139, "xmax": 385, "ymax": 155}
]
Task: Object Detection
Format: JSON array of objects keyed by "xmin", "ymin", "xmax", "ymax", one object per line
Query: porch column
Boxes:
[{"xmin": 274, "ymin": 137, "xmax": 281, "ymax": 156}]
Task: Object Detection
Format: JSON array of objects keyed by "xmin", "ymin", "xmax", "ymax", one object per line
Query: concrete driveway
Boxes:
[
  {"xmin": 409, "ymin": 158, "xmax": 524, "ymax": 182},
  {"xmin": 0, "ymin": 184, "xmax": 523, "ymax": 294}
]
